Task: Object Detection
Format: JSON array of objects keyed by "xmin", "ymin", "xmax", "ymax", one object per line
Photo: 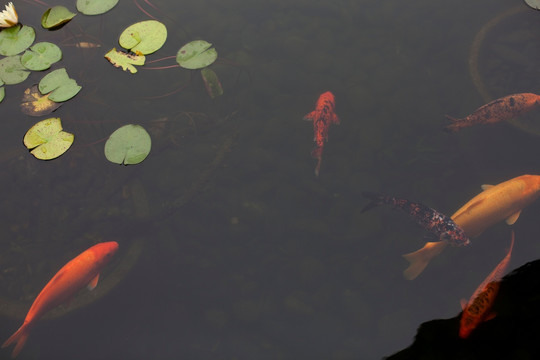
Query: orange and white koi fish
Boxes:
[
  {"xmin": 445, "ymin": 93, "xmax": 540, "ymax": 132},
  {"xmin": 459, "ymin": 231, "xmax": 514, "ymax": 339},
  {"xmin": 2, "ymin": 242, "xmax": 119, "ymax": 358},
  {"xmin": 304, "ymin": 91, "xmax": 339, "ymax": 177},
  {"xmin": 403, "ymin": 174, "xmax": 540, "ymax": 280}
]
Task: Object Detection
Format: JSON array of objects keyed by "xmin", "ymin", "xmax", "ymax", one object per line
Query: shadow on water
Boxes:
[{"xmin": 386, "ymin": 259, "xmax": 540, "ymax": 360}]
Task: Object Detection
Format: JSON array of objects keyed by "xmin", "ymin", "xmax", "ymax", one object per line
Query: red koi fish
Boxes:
[
  {"xmin": 2, "ymin": 242, "xmax": 119, "ymax": 358},
  {"xmin": 459, "ymin": 231, "xmax": 514, "ymax": 339},
  {"xmin": 304, "ymin": 91, "xmax": 340, "ymax": 176},
  {"xmin": 445, "ymin": 93, "xmax": 540, "ymax": 132}
]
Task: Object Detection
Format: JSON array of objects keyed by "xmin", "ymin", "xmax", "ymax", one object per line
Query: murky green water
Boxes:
[{"xmin": 2, "ymin": 0, "xmax": 540, "ymax": 359}]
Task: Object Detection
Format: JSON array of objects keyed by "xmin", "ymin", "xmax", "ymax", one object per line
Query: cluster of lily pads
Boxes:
[{"xmin": 0, "ymin": 0, "xmax": 223, "ymax": 164}]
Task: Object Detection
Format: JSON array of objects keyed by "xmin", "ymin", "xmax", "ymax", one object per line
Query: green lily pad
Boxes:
[
  {"xmin": 21, "ymin": 84, "xmax": 62, "ymax": 116},
  {"xmin": 0, "ymin": 25, "xmax": 36, "ymax": 56},
  {"xmin": 41, "ymin": 6, "xmax": 77, "ymax": 29},
  {"xmin": 39, "ymin": 68, "xmax": 82, "ymax": 102},
  {"xmin": 0, "ymin": 87, "xmax": 4, "ymax": 103},
  {"xmin": 104, "ymin": 48, "xmax": 145, "ymax": 73},
  {"xmin": 0, "ymin": 55, "xmax": 30, "ymax": 85},
  {"xmin": 104, "ymin": 124, "xmax": 151, "ymax": 165},
  {"xmin": 119, "ymin": 20, "xmax": 167, "ymax": 55},
  {"xmin": 21, "ymin": 42, "xmax": 62, "ymax": 71},
  {"xmin": 76, "ymin": 0, "xmax": 119, "ymax": 15},
  {"xmin": 23, "ymin": 117, "xmax": 74, "ymax": 160},
  {"xmin": 176, "ymin": 40, "xmax": 218, "ymax": 69}
]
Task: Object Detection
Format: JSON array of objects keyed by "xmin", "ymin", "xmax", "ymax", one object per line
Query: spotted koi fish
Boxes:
[
  {"xmin": 403, "ymin": 174, "xmax": 540, "ymax": 280},
  {"xmin": 459, "ymin": 231, "xmax": 514, "ymax": 339},
  {"xmin": 304, "ymin": 91, "xmax": 339, "ymax": 177},
  {"xmin": 445, "ymin": 93, "xmax": 540, "ymax": 132},
  {"xmin": 361, "ymin": 192, "xmax": 470, "ymax": 246}
]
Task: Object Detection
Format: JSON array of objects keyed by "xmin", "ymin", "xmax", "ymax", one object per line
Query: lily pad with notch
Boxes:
[
  {"xmin": 23, "ymin": 117, "xmax": 74, "ymax": 160},
  {"xmin": 21, "ymin": 42, "xmax": 62, "ymax": 71},
  {"xmin": 76, "ymin": 0, "xmax": 119, "ymax": 15},
  {"xmin": 41, "ymin": 6, "xmax": 77, "ymax": 29},
  {"xmin": 0, "ymin": 24, "xmax": 36, "ymax": 56},
  {"xmin": 21, "ymin": 84, "xmax": 61, "ymax": 116},
  {"xmin": 104, "ymin": 124, "xmax": 151, "ymax": 165},
  {"xmin": 176, "ymin": 40, "xmax": 218, "ymax": 70},
  {"xmin": 39, "ymin": 68, "xmax": 82, "ymax": 102},
  {"xmin": 119, "ymin": 20, "xmax": 167, "ymax": 55}
]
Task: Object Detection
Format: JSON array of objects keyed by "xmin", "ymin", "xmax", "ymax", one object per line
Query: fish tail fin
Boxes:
[
  {"xmin": 303, "ymin": 111, "xmax": 316, "ymax": 121},
  {"xmin": 402, "ymin": 241, "xmax": 449, "ymax": 280},
  {"xmin": 443, "ymin": 115, "xmax": 462, "ymax": 133},
  {"xmin": 2, "ymin": 323, "xmax": 31, "ymax": 358},
  {"xmin": 360, "ymin": 191, "xmax": 385, "ymax": 212}
]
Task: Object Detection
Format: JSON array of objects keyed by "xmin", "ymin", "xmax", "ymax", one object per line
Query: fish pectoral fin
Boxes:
[
  {"xmin": 87, "ymin": 274, "xmax": 100, "ymax": 291},
  {"xmin": 460, "ymin": 299, "xmax": 468, "ymax": 310},
  {"xmin": 485, "ymin": 312, "xmax": 497, "ymax": 321},
  {"xmin": 303, "ymin": 112, "xmax": 316, "ymax": 121},
  {"xmin": 506, "ymin": 210, "xmax": 521, "ymax": 225},
  {"xmin": 481, "ymin": 184, "xmax": 494, "ymax": 191}
]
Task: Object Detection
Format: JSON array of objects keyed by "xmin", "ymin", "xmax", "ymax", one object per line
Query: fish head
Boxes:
[{"xmin": 92, "ymin": 241, "xmax": 119, "ymax": 265}]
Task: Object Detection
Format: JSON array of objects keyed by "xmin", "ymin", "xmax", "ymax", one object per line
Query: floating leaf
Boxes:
[
  {"xmin": 201, "ymin": 68, "xmax": 223, "ymax": 98},
  {"xmin": 176, "ymin": 40, "xmax": 218, "ymax": 69},
  {"xmin": 104, "ymin": 48, "xmax": 145, "ymax": 73},
  {"xmin": 41, "ymin": 6, "xmax": 77, "ymax": 29},
  {"xmin": 0, "ymin": 55, "xmax": 30, "ymax": 84},
  {"xmin": 21, "ymin": 42, "xmax": 62, "ymax": 71},
  {"xmin": 104, "ymin": 124, "xmax": 151, "ymax": 165},
  {"xmin": 76, "ymin": 0, "xmax": 119, "ymax": 15},
  {"xmin": 23, "ymin": 117, "xmax": 74, "ymax": 160},
  {"xmin": 38, "ymin": 68, "xmax": 82, "ymax": 102},
  {"xmin": 21, "ymin": 84, "xmax": 62, "ymax": 115},
  {"xmin": 0, "ymin": 87, "xmax": 4, "ymax": 103},
  {"xmin": 0, "ymin": 24, "xmax": 36, "ymax": 56},
  {"xmin": 119, "ymin": 20, "xmax": 167, "ymax": 55}
]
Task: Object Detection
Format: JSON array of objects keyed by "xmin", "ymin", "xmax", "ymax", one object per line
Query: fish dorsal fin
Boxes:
[
  {"xmin": 481, "ymin": 184, "xmax": 494, "ymax": 191},
  {"xmin": 506, "ymin": 210, "xmax": 521, "ymax": 225},
  {"xmin": 460, "ymin": 299, "xmax": 468, "ymax": 310},
  {"xmin": 87, "ymin": 274, "xmax": 100, "ymax": 291}
]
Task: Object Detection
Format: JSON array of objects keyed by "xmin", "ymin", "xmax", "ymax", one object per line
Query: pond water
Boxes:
[{"xmin": 2, "ymin": 0, "xmax": 540, "ymax": 359}]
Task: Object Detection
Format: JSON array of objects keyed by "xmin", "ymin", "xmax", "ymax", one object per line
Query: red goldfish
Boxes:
[
  {"xmin": 2, "ymin": 241, "xmax": 119, "ymax": 358},
  {"xmin": 403, "ymin": 174, "xmax": 540, "ymax": 280},
  {"xmin": 304, "ymin": 91, "xmax": 340, "ymax": 176},
  {"xmin": 445, "ymin": 93, "xmax": 540, "ymax": 132},
  {"xmin": 459, "ymin": 231, "xmax": 514, "ymax": 339}
]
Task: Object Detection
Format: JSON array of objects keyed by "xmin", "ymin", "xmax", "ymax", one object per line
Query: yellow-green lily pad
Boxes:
[
  {"xmin": 104, "ymin": 48, "xmax": 145, "ymax": 73},
  {"xmin": 41, "ymin": 6, "xmax": 77, "ymax": 29},
  {"xmin": 104, "ymin": 124, "xmax": 151, "ymax": 165},
  {"xmin": 176, "ymin": 40, "xmax": 218, "ymax": 70},
  {"xmin": 118, "ymin": 20, "xmax": 167, "ymax": 55},
  {"xmin": 23, "ymin": 117, "xmax": 74, "ymax": 160}
]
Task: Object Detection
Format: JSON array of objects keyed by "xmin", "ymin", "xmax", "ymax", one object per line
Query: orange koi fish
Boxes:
[
  {"xmin": 304, "ymin": 91, "xmax": 340, "ymax": 177},
  {"xmin": 445, "ymin": 93, "xmax": 540, "ymax": 132},
  {"xmin": 2, "ymin": 242, "xmax": 119, "ymax": 358},
  {"xmin": 459, "ymin": 231, "xmax": 514, "ymax": 339},
  {"xmin": 403, "ymin": 174, "xmax": 540, "ymax": 280}
]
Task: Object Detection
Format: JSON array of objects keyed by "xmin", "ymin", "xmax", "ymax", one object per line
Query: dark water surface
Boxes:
[{"xmin": 2, "ymin": 0, "xmax": 540, "ymax": 359}]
